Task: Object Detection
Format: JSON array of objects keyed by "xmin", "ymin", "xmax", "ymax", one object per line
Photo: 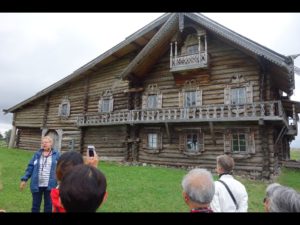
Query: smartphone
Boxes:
[{"xmin": 87, "ymin": 145, "xmax": 95, "ymax": 157}]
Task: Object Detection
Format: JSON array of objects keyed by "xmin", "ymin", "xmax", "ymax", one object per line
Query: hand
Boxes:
[
  {"xmin": 20, "ymin": 181, "xmax": 26, "ymax": 191},
  {"xmin": 85, "ymin": 154, "xmax": 100, "ymax": 168}
]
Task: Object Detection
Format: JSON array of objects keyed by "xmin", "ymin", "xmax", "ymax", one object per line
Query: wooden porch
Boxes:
[{"xmin": 77, "ymin": 101, "xmax": 294, "ymax": 128}]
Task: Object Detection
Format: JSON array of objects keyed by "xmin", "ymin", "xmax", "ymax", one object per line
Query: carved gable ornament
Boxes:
[{"xmin": 231, "ymin": 74, "xmax": 247, "ymax": 84}]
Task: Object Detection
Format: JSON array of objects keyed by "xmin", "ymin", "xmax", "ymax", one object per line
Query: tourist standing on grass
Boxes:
[
  {"xmin": 181, "ymin": 168, "xmax": 215, "ymax": 213},
  {"xmin": 210, "ymin": 154, "xmax": 248, "ymax": 212},
  {"xmin": 19, "ymin": 136, "xmax": 60, "ymax": 212}
]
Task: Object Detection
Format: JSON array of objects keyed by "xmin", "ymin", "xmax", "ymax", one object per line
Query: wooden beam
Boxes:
[
  {"xmin": 209, "ymin": 121, "xmax": 216, "ymax": 146},
  {"xmin": 165, "ymin": 122, "xmax": 171, "ymax": 143},
  {"xmin": 123, "ymin": 87, "xmax": 144, "ymax": 93}
]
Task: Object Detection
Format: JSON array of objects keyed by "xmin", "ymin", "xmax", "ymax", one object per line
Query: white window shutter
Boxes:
[
  {"xmin": 248, "ymin": 131, "xmax": 256, "ymax": 154},
  {"xmin": 224, "ymin": 87, "xmax": 231, "ymax": 105},
  {"xmin": 58, "ymin": 104, "xmax": 62, "ymax": 116},
  {"xmin": 157, "ymin": 93, "xmax": 163, "ymax": 109},
  {"xmin": 196, "ymin": 89, "xmax": 202, "ymax": 106},
  {"xmin": 246, "ymin": 84, "xmax": 253, "ymax": 103},
  {"xmin": 178, "ymin": 91, "xmax": 184, "ymax": 108},
  {"xmin": 109, "ymin": 97, "xmax": 114, "ymax": 112},
  {"xmin": 142, "ymin": 94, "xmax": 148, "ymax": 109},
  {"xmin": 98, "ymin": 99, "xmax": 102, "ymax": 112},
  {"xmin": 224, "ymin": 131, "xmax": 232, "ymax": 153}
]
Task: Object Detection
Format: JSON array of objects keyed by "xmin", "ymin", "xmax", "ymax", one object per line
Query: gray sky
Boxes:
[{"xmin": 1, "ymin": 13, "xmax": 300, "ymax": 146}]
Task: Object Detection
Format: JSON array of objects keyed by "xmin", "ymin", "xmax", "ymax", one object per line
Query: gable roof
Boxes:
[{"xmin": 3, "ymin": 13, "xmax": 296, "ymax": 114}]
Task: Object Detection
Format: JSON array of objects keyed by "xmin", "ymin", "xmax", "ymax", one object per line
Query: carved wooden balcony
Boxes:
[
  {"xmin": 77, "ymin": 101, "xmax": 294, "ymax": 129},
  {"xmin": 170, "ymin": 52, "xmax": 208, "ymax": 72}
]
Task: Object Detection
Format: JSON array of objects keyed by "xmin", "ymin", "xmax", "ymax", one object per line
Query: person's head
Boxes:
[
  {"xmin": 265, "ymin": 184, "xmax": 300, "ymax": 212},
  {"xmin": 216, "ymin": 154, "xmax": 234, "ymax": 175},
  {"xmin": 181, "ymin": 168, "xmax": 215, "ymax": 208},
  {"xmin": 41, "ymin": 136, "xmax": 53, "ymax": 151},
  {"xmin": 59, "ymin": 164, "xmax": 107, "ymax": 212},
  {"xmin": 56, "ymin": 151, "xmax": 84, "ymax": 182}
]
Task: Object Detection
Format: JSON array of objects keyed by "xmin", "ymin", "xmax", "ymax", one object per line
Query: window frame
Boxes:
[
  {"xmin": 179, "ymin": 129, "xmax": 204, "ymax": 156},
  {"xmin": 58, "ymin": 97, "xmax": 71, "ymax": 119}
]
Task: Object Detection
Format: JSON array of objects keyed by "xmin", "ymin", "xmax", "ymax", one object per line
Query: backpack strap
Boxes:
[{"xmin": 217, "ymin": 179, "xmax": 238, "ymax": 210}]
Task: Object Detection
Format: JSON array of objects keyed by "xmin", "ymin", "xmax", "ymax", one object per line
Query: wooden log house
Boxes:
[{"xmin": 4, "ymin": 13, "xmax": 300, "ymax": 179}]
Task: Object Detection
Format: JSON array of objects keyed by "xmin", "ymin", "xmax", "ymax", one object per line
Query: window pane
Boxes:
[
  {"xmin": 187, "ymin": 45, "xmax": 198, "ymax": 54},
  {"xmin": 148, "ymin": 133, "xmax": 157, "ymax": 149},
  {"xmin": 231, "ymin": 87, "xmax": 246, "ymax": 104},
  {"xmin": 61, "ymin": 104, "xmax": 68, "ymax": 116},
  {"xmin": 147, "ymin": 95, "xmax": 157, "ymax": 108},
  {"xmin": 102, "ymin": 99, "xmax": 110, "ymax": 112},
  {"xmin": 231, "ymin": 132, "xmax": 247, "ymax": 152},
  {"xmin": 185, "ymin": 91, "xmax": 196, "ymax": 108},
  {"xmin": 186, "ymin": 133, "xmax": 198, "ymax": 151}
]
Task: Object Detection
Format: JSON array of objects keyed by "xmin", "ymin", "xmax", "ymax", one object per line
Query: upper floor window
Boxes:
[
  {"xmin": 179, "ymin": 80, "xmax": 202, "ymax": 108},
  {"xmin": 99, "ymin": 90, "xmax": 114, "ymax": 113},
  {"xmin": 224, "ymin": 75, "xmax": 253, "ymax": 105},
  {"xmin": 58, "ymin": 97, "xmax": 70, "ymax": 119},
  {"xmin": 142, "ymin": 84, "xmax": 162, "ymax": 109},
  {"xmin": 184, "ymin": 91, "xmax": 197, "ymax": 108},
  {"xmin": 147, "ymin": 95, "xmax": 158, "ymax": 109},
  {"xmin": 186, "ymin": 45, "xmax": 198, "ymax": 55},
  {"xmin": 231, "ymin": 87, "xmax": 246, "ymax": 105}
]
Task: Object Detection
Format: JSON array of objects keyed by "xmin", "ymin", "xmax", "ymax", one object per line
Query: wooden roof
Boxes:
[{"xmin": 4, "ymin": 13, "xmax": 297, "ymax": 113}]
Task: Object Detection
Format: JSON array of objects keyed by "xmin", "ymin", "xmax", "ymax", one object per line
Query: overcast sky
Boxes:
[{"xmin": 1, "ymin": 13, "xmax": 300, "ymax": 146}]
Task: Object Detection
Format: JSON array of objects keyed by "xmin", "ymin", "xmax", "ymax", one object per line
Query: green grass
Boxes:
[
  {"xmin": 291, "ymin": 148, "xmax": 300, "ymax": 161},
  {"xmin": 1, "ymin": 147, "xmax": 300, "ymax": 212}
]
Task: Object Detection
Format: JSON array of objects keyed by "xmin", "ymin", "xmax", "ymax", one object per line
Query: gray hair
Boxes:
[
  {"xmin": 181, "ymin": 168, "xmax": 215, "ymax": 205},
  {"xmin": 267, "ymin": 183, "xmax": 300, "ymax": 212}
]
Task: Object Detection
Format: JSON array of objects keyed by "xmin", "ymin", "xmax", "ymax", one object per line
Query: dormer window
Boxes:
[
  {"xmin": 58, "ymin": 97, "xmax": 70, "ymax": 119},
  {"xmin": 98, "ymin": 90, "xmax": 114, "ymax": 113}
]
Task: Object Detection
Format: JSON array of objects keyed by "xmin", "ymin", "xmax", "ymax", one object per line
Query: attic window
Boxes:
[{"xmin": 58, "ymin": 97, "xmax": 70, "ymax": 118}]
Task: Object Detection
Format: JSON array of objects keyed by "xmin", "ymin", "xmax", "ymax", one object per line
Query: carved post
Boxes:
[
  {"xmin": 170, "ymin": 42, "xmax": 173, "ymax": 68},
  {"xmin": 204, "ymin": 35, "xmax": 207, "ymax": 62},
  {"xmin": 175, "ymin": 41, "xmax": 177, "ymax": 66},
  {"xmin": 198, "ymin": 35, "xmax": 201, "ymax": 63}
]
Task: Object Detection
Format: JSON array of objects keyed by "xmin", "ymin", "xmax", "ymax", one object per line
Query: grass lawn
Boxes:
[
  {"xmin": 1, "ymin": 147, "xmax": 300, "ymax": 212},
  {"xmin": 291, "ymin": 148, "xmax": 300, "ymax": 161}
]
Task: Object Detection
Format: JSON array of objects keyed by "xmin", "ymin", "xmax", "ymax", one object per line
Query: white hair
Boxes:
[{"xmin": 181, "ymin": 168, "xmax": 215, "ymax": 204}]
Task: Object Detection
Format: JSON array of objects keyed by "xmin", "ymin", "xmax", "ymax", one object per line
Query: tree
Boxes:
[
  {"xmin": 0, "ymin": 132, "xmax": 3, "ymax": 140},
  {"xmin": 4, "ymin": 129, "xmax": 11, "ymax": 145}
]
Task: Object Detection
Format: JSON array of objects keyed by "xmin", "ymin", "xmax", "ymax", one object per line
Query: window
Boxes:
[
  {"xmin": 58, "ymin": 97, "xmax": 70, "ymax": 118},
  {"xmin": 142, "ymin": 84, "xmax": 162, "ymax": 109},
  {"xmin": 179, "ymin": 130, "xmax": 204, "ymax": 155},
  {"xmin": 147, "ymin": 95, "xmax": 158, "ymax": 109},
  {"xmin": 186, "ymin": 133, "xmax": 199, "ymax": 151},
  {"xmin": 184, "ymin": 91, "xmax": 196, "ymax": 108},
  {"xmin": 186, "ymin": 45, "xmax": 198, "ymax": 55},
  {"xmin": 232, "ymin": 133, "xmax": 246, "ymax": 152},
  {"xmin": 101, "ymin": 99, "xmax": 110, "ymax": 112},
  {"xmin": 148, "ymin": 133, "xmax": 157, "ymax": 149},
  {"xmin": 98, "ymin": 90, "xmax": 114, "ymax": 113},
  {"xmin": 231, "ymin": 87, "xmax": 246, "ymax": 105}
]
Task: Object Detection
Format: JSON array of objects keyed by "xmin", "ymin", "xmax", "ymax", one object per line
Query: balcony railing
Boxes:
[
  {"xmin": 170, "ymin": 52, "xmax": 208, "ymax": 72},
  {"xmin": 76, "ymin": 101, "xmax": 291, "ymax": 127}
]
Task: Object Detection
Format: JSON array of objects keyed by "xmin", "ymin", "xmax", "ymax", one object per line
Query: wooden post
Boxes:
[
  {"xmin": 198, "ymin": 35, "xmax": 201, "ymax": 63},
  {"xmin": 170, "ymin": 42, "xmax": 173, "ymax": 68},
  {"xmin": 175, "ymin": 41, "xmax": 177, "ymax": 66}
]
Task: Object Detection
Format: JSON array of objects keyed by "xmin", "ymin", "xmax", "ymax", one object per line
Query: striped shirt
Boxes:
[{"xmin": 38, "ymin": 152, "xmax": 52, "ymax": 187}]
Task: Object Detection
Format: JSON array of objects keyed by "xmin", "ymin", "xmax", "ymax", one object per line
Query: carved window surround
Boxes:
[
  {"xmin": 98, "ymin": 89, "xmax": 114, "ymax": 113},
  {"xmin": 142, "ymin": 84, "xmax": 162, "ymax": 109},
  {"xmin": 179, "ymin": 79, "xmax": 202, "ymax": 108},
  {"xmin": 224, "ymin": 128, "xmax": 255, "ymax": 159},
  {"xmin": 141, "ymin": 127, "xmax": 162, "ymax": 154},
  {"xmin": 179, "ymin": 128, "xmax": 204, "ymax": 156}
]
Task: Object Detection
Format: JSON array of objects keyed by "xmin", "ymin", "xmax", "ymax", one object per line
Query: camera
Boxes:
[{"xmin": 87, "ymin": 145, "xmax": 95, "ymax": 157}]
